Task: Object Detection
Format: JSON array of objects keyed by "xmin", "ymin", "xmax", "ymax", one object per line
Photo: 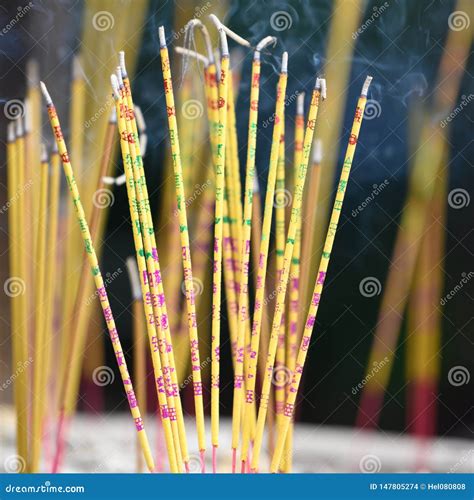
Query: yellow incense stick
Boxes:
[
  {"xmin": 206, "ymin": 17, "xmax": 229, "ymax": 464},
  {"xmin": 274, "ymin": 112, "xmax": 286, "ymax": 435},
  {"xmin": 240, "ymin": 53, "xmax": 288, "ymax": 469},
  {"xmin": 271, "ymin": 77, "xmax": 373, "ymax": 472},
  {"xmin": 251, "ymin": 77, "xmax": 325, "ymax": 472},
  {"xmin": 14, "ymin": 117, "xmax": 30, "ymax": 472},
  {"xmin": 119, "ymin": 52, "xmax": 193, "ymax": 458},
  {"xmin": 41, "ymin": 81, "xmax": 155, "ymax": 473},
  {"xmin": 112, "ymin": 73, "xmax": 183, "ymax": 472},
  {"xmin": 173, "ymin": 45, "xmax": 213, "ymax": 385},
  {"xmin": 126, "ymin": 257, "xmax": 148, "ymax": 473},
  {"xmin": 298, "ymin": 139, "xmax": 323, "ymax": 336},
  {"xmin": 26, "ymin": 60, "xmax": 41, "ymax": 262},
  {"xmin": 42, "ymin": 142, "xmax": 61, "ymax": 459},
  {"xmin": 231, "ymin": 35, "xmax": 276, "ymax": 471},
  {"xmin": 121, "ymin": 78, "xmax": 186, "ymax": 471},
  {"xmin": 119, "ymin": 56, "xmax": 192, "ymax": 470},
  {"xmin": 158, "ymin": 27, "xmax": 207, "ymax": 463},
  {"xmin": 7, "ymin": 122, "xmax": 28, "ymax": 472},
  {"xmin": 30, "ymin": 145, "xmax": 49, "ymax": 472},
  {"xmin": 281, "ymin": 94, "xmax": 305, "ymax": 472}
]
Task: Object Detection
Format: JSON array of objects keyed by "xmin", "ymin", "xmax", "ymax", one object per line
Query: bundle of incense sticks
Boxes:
[{"xmin": 5, "ymin": 13, "xmax": 374, "ymax": 473}]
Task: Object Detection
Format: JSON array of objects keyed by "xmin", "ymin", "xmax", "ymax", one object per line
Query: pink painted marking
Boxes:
[{"xmin": 212, "ymin": 445, "xmax": 217, "ymax": 473}]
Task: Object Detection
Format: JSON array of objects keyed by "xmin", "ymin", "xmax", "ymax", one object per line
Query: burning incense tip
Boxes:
[
  {"xmin": 281, "ymin": 51, "xmax": 288, "ymax": 73},
  {"xmin": 116, "ymin": 66, "xmax": 124, "ymax": 88},
  {"xmin": 72, "ymin": 55, "xmax": 83, "ymax": 80},
  {"xmin": 119, "ymin": 51, "xmax": 127, "ymax": 78},
  {"xmin": 297, "ymin": 92, "xmax": 305, "ymax": 115},
  {"xmin": 15, "ymin": 116, "xmax": 24, "ymax": 137},
  {"xmin": 126, "ymin": 257, "xmax": 142, "ymax": 301},
  {"xmin": 158, "ymin": 26, "xmax": 166, "ymax": 48},
  {"xmin": 26, "ymin": 58, "xmax": 39, "ymax": 87},
  {"xmin": 7, "ymin": 122, "xmax": 15, "ymax": 142},
  {"xmin": 110, "ymin": 74, "xmax": 120, "ymax": 98},
  {"xmin": 362, "ymin": 75, "xmax": 373, "ymax": 96},
  {"xmin": 110, "ymin": 106, "xmax": 117, "ymax": 124},
  {"xmin": 312, "ymin": 138, "xmax": 323, "ymax": 164},
  {"xmin": 24, "ymin": 97, "xmax": 32, "ymax": 134},
  {"xmin": 254, "ymin": 36, "xmax": 277, "ymax": 59},
  {"xmin": 115, "ymin": 174, "xmax": 126, "ymax": 185},
  {"xmin": 102, "ymin": 173, "xmax": 126, "ymax": 186},
  {"xmin": 40, "ymin": 143, "xmax": 48, "ymax": 163},
  {"xmin": 39, "ymin": 81, "xmax": 52, "ymax": 105},
  {"xmin": 102, "ymin": 176, "xmax": 115, "ymax": 185},
  {"xmin": 319, "ymin": 78, "xmax": 327, "ymax": 99},
  {"xmin": 175, "ymin": 46, "xmax": 209, "ymax": 67},
  {"xmin": 253, "ymin": 174, "xmax": 260, "ymax": 193}
]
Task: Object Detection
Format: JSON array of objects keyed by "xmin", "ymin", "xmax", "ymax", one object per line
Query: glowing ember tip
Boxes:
[
  {"xmin": 281, "ymin": 52, "xmax": 288, "ymax": 73},
  {"xmin": 119, "ymin": 51, "xmax": 127, "ymax": 77},
  {"xmin": 110, "ymin": 74, "xmax": 120, "ymax": 98},
  {"xmin": 40, "ymin": 81, "xmax": 52, "ymax": 105},
  {"xmin": 297, "ymin": 92, "xmax": 305, "ymax": 115},
  {"xmin": 41, "ymin": 143, "xmax": 48, "ymax": 163},
  {"xmin": 158, "ymin": 26, "xmax": 166, "ymax": 48},
  {"xmin": 362, "ymin": 75, "xmax": 373, "ymax": 96}
]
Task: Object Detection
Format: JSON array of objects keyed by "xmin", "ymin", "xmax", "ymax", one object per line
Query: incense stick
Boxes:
[
  {"xmin": 127, "ymin": 257, "xmax": 148, "ymax": 473},
  {"xmin": 30, "ymin": 145, "xmax": 49, "ymax": 472},
  {"xmin": 41, "ymin": 81, "xmax": 155, "ymax": 473},
  {"xmin": 270, "ymin": 76, "xmax": 372, "ymax": 472},
  {"xmin": 251, "ymin": 77, "xmax": 325, "ymax": 472},
  {"xmin": 240, "ymin": 52, "xmax": 288, "ymax": 470},
  {"xmin": 231, "ymin": 34, "xmax": 277, "ymax": 472},
  {"xmin": 7, "ymin": 121, "xmax": 29, "ymax": 472},
  {"xmin": 207, "ymin": 15, "xmax": 230, "ymax": 470},
  {"xmin": 159, "ymin": 27, "xmax": 207, "ymax": 468}
]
